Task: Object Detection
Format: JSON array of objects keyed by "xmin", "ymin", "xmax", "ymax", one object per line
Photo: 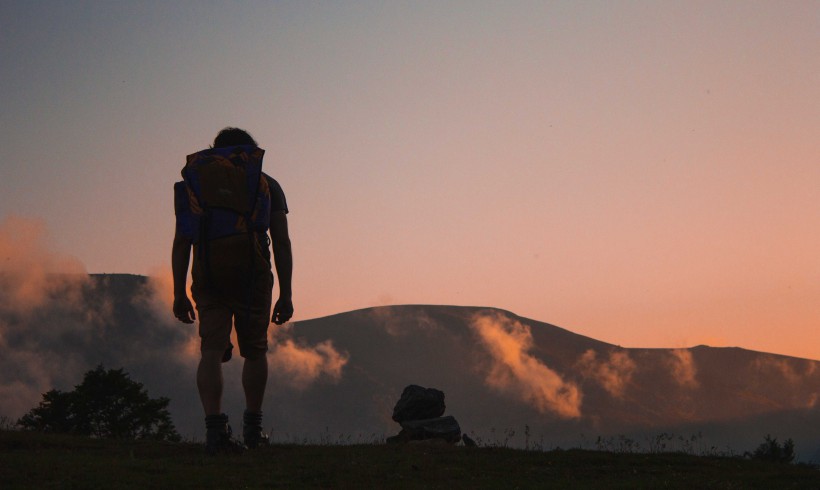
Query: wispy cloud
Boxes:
[
  {"xmin": 0, "ymin": 215, "xmax": 87, "ymax": 311},
  {"xmin": 369, "ymin": 306, "xmax": 440, "ymax": 336},
  {"xmin": 470, "ymin": 312, "xmax": 581, "ymax": 418},
  {"xmin": 576, "ymin": 349, "xmax": 636, "ymax": 398},
  {"xmin": 753, "ymin": 356, "xmax": 806, "ymax": 384},
  {"xmin": 667, "ymin": 349, "xmax": 698, "ymax": 388},
  {"xmin": 269, "ymin": 326, "xmax": 349, "ymax": 389}
]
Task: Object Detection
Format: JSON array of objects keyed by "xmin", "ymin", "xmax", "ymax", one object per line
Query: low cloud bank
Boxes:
[
  {"xmin": 0, "ymin": 216, "xmax": 91, "ymax": 417},
  {"xmin": 0, "ymin": 270, "xmax": 198, "ymax": 421},
  {"xmin": 0, "ymin": 216, "xmax": 197, "ymax": 423},
  {"xmin": 470, "ymin": 312, "xmax": 582, "ymax": 419}
]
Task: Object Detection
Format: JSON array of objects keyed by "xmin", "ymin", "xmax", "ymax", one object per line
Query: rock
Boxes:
[
  {"xmin": 387, "ymin": 385, "xmax": 463, "ymax": 445},
  {"xmin": 399, "ymin": 416, "xmax": 462, "ymax": 443},
  {"xmin": 392, "ymin": 385, "xmax": 446, "ymax": 423}
]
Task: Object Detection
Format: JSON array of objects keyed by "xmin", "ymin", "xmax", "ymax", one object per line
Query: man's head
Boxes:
[{"xmin": 212, "ymin": 127, "xmax": 258, "ymax": 148}]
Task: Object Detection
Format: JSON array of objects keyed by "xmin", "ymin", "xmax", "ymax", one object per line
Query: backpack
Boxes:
[{"xmin": 176, "ymin": 145, "xmax": 272, "ymax": 298}]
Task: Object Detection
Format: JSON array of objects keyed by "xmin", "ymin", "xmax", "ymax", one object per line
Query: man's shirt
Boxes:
[{"xmin": 264, "ymin": 174, "xmax": 288, "ymax": 215}]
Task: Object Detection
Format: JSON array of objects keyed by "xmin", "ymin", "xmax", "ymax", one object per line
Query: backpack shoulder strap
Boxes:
[{"xmin": 173, "ymin": 181, "xmax": 198, "ymax": 240}]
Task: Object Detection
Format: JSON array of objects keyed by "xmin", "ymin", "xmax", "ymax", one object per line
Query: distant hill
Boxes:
[{"xmin": 2, "ymin": 274, "xmax": 819, "ymax": 461}]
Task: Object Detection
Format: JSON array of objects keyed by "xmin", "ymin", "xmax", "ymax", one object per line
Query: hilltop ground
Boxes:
[{"xmin": 1, "ymin": 430, "xmax": 819, "ymax": 489}]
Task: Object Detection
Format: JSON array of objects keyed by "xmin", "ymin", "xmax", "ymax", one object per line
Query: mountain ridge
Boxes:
[{"xmin": 3, "ymin": 273, "xmax": 819, "ymax": 460}]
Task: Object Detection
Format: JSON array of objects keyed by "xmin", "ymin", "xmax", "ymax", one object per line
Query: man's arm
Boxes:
[
  {"xmin": 269, "ymin": 211, "xmax": 293, "ymax": 324},
  {"xmin": 171, "ymin": 232, "xmax": 196, "ymax": 323}
]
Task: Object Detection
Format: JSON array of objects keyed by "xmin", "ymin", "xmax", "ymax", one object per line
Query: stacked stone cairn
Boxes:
[{"xmin": 386, "ymin": 384, "xmax": 462, "ymax": 444}]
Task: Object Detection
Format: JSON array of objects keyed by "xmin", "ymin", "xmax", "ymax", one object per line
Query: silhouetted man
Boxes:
[{"xmin": 172, "ymin": 127, "xmax": 293, "ymax": 454}]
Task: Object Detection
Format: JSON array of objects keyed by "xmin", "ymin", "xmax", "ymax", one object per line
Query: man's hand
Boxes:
[
  {"xmin": 173, "ymin": 296, "xmax": 196, "ymax": 324},
  {"xmin": 272, "ymin": 297, "xmax": 293, "ymax": 325}
]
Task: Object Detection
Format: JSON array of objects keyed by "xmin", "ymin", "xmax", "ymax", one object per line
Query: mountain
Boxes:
[
  {"xmin": 1, "ymin": 274, "xmax": 819, "ymax": 460},
  {"xmin": 276, "ymin": 305, "xmax": 820, "ymax": 458}
]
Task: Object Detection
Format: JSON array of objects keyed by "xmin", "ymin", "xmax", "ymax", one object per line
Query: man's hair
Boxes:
[{"xmin": 212, "ymin": 127, "xmax": 258, "ymax": 148}]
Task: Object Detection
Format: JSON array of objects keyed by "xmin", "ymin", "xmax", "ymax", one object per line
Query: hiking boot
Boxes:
[
  {"xmin": 205, "ymin": 414, "xmax": 246, "ymax": 455},
  {"xmin": 243, "ymin": 410, "xmax": 270, "ymax": 449}
]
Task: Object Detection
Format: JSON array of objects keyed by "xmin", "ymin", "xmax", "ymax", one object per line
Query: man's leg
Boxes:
[
  {"xmin": 197, "ymin": 349, "xmax": 224, "ymax": 415},
  {"xmin": 241, "ymin": 353, "xmax": 269, "ymax": 448},
  {"xmin": 199, "ymin": 348, "xmax": 244, "ymax": 454},
  {"xmin": 195, "ymin": 297, "xmax": 245, "ymax": 454},
  {"xmin": 242, "ymin": 354, "xmax": 268, "ymax": 412},
  {"xmin": 236, "ymin": 271, "xmax": 274, "ymax": 448},
  {"xmin": 195, "ymin": 293, "xmax": 232, "ymax": 417}
]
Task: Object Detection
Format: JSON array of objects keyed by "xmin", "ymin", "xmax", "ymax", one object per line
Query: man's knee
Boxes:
[
  {"xmin": 200, "ymin": 349, "xmax": 225, "ymax": 363},
  {"xmin": 236, "ymin": 327, "xmax": 268, "ymax": 360},
  {"xmin": 238, "ymin": 344, "xmax": 268, "ymax": 360}
]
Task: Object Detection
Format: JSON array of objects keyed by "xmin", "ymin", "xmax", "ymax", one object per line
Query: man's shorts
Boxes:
[{"xmin": 192, "ymin": 271, "xmax": 274, "ymax": 359}]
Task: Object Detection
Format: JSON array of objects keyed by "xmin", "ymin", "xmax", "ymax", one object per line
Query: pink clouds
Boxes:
[
  {"xmin": 667, "ymin": 349, "xmax": 698, "ymax": 388},
  {"xmin": 269, "ymin": 326, "xmax": 349, "ymax": 389},
  {"xmin": 470, "ymin": 312, "xmax": 581, "ymax": 418},
  {"xmin": 577, "ymin": 349, "xmax": 637, "ymax": 398},
  {"xmin": 0, "ymin": 215, "xmax": 87, "ymax": 311}
]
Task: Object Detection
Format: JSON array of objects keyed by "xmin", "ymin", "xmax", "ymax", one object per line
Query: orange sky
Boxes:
[{"xmin": 1, "ymin": 2, "xmax": 817, "ymax": 359}]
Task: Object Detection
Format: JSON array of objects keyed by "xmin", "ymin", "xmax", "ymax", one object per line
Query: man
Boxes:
[{"xmin": 172, "ymin": 127, "xmax": 293, "ymax": 454}]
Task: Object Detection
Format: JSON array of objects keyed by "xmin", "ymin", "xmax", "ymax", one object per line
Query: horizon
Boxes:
[
  {"xmin": 1, "ymin": 2, "xmax": 818, "ymax": 361},
  {"xmin": 3, "ymin": 281, "xmax": 820, "ymax": 460},
  {"xmin": 7, "ymin": 269, "xmax": 817, "ymax": 362}
]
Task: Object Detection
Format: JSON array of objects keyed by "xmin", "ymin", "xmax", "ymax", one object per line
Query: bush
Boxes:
[
  {"xmin": 748, "ymin": 435, "xmax": 795, "ymax": 464},
  {"xmin": 18, "ymin": 366, "xmax": 180, "ymax": 442}
]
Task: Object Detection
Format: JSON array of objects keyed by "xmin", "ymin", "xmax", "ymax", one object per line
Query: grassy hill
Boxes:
[{"xmin": 2, "ymin": 430, "xmax": 819, "ymax": 489}]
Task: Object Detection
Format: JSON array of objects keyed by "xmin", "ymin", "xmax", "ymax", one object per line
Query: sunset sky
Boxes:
[{"xmin": 1, "ymin": 2, "xmax": 818, "ymax": 359}]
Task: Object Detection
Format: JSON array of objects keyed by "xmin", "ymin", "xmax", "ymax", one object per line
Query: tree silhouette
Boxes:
[
  {"xmin": 18, "ymin": 366, "xmax": 180, "ymax": 442},
  {"xmin": 749, "ymin": 435, "xmax": 796, "ymax": 464}
]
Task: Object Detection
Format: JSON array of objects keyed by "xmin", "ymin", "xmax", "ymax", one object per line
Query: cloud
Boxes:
[
  {"xmin": 0, "ymin": 215, "xmax": 87, "ymax": 311},
  {"xmin": 369, "ymin": 306, "xmax": 440, "ymax": 336},
  {"xmin": 470, "ymin": 312, "xmax": 582, "ymax": 419},
  {"xmin": 576, "ymin": 349, "xmax": 636, "ymax": 398},
  {"xmin": 667, "ymin": 349, "xmax": 698, "ymax": 388},
  {"xmin": 269, "ymin": 326, "xmax": 349, "ymax": 389},
  {"xmin": 750, "ymin": 357, "xmax": 820, "ymax": 410},
  {"xmin": 0, "ymin": 217, "xmax": 198, "ymax": 428},
  {"xmin": 0, "ymin": 271, "xmax": 199, "ymax": 422},
  {"xmin": 140, "ymin": 266, "xmax": 177, "ymax": 317},
  {"xmin": 0, "ymin": 215, "xmax": 96, "ymax": 418},
  {"xmin": 133, "ymin": 266, "xmax": 200, "ymax": 360},
  {"xmin": 0, "ymin": 347, "xmax": 60, "ymax": 418},
  {"xmin": 136, "ymin": 264, "xmax": 353, "ymax": 383},
  {"xmin": 752, "ymin": 356, "xmax": 806, "ymax": 384},
  {"xmin": 0, "ymin": 217, "xmax": 345, "ymax": 436}
]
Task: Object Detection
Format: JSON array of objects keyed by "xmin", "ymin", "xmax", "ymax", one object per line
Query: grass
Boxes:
[{"xmin": 2, "ymin": 429, "xmax": 819, "ymax": 489}]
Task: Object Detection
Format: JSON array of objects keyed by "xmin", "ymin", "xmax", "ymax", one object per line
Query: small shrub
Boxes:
[{"xmin": 747, "ymin": 435, "xmax": 795, "ymax": 464}]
